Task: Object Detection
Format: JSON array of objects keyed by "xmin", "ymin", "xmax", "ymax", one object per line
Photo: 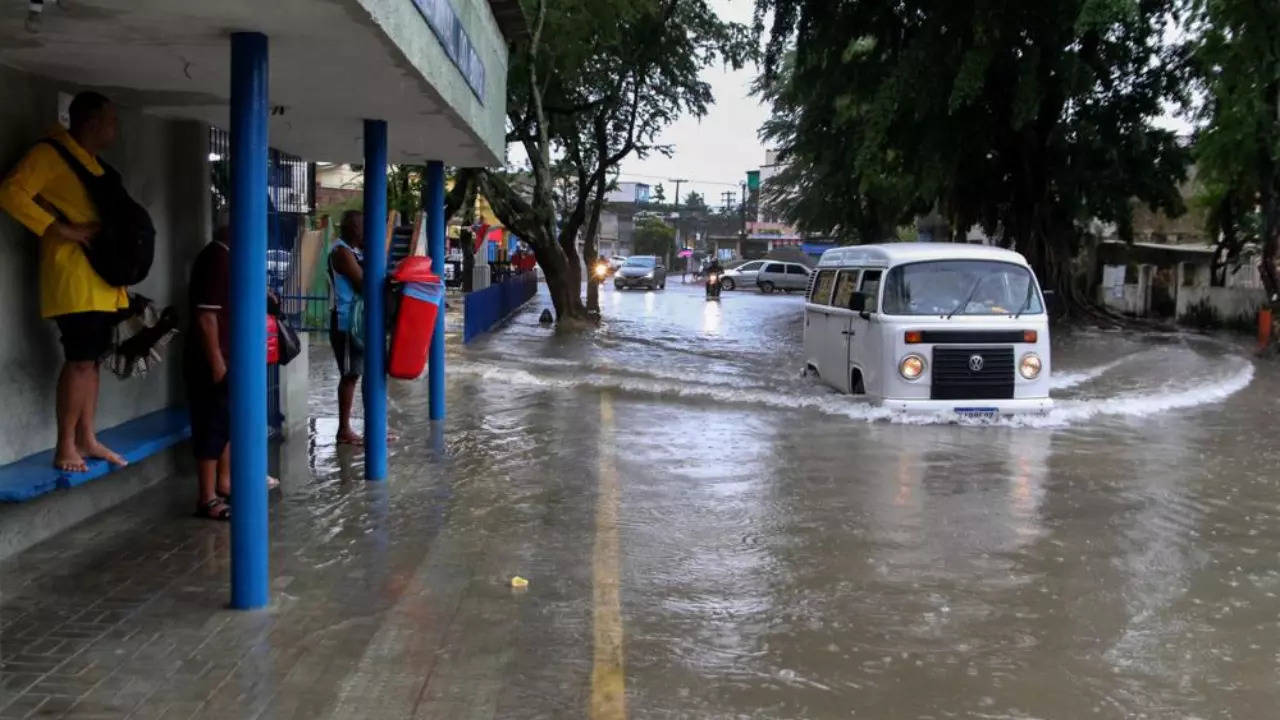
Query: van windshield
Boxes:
[{"xmin": 882, "ymin": 260, "xmax": 1043, "ymax": 316}]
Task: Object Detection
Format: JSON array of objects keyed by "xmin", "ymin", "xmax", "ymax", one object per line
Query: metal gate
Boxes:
[{"xmin": 209, "ymin": 128, "xmax": 315, "ymax": 435}]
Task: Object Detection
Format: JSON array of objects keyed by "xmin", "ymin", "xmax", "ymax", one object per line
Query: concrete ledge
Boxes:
[
  {"xmin": 0, "ymin": 443, "xmax": 192, "ymax": 561},
  {"xmin": 0, "ymin": 408, "xmax": 190, "ymax": 502}
]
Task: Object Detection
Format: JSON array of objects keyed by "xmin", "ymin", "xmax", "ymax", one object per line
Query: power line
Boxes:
[{"xmin": 616, "ymin": 171, "xmax": 744, "ymax": 188}]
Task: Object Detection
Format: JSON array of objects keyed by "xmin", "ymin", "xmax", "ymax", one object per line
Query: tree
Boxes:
[
  {"xmin": 458, "ymin": 0, "xmax": 749, "ymax": 323},
  {"xmin": 633, "ymin": 216, "xmax": 677, "ymax": 259},
  {"xmin": 652, "ymin": 183, "xmax": 667, "ymax": 205},
  {"xmin": 754, "ymin": 0, "xmax": 1191, "ymax": 312},
  {"xmin": 387, "ymin": 165, "xmax": 422, "ymax": 224},
  {"xmin": 1187, "ymin": 0, "xmax": 1280, "ymax": 302},
  {"xmin": 683, "ymin": 190, "xmax": 708, "ymax": 211}
]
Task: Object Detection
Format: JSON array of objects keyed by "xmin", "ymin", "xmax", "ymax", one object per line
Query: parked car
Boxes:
[
  {"xmin": 613, "ymin": 255, "xmax": 666, "ymax": 290},
  {"xmin": 267, "ymin": 249, "xmax": 291, "ymax": 291},
  {"xmin": 756, "ymin": 261, "xmax": 812, "ymax": 293},
  {"xmin": 720, "ymin": 260, "xmax": 766, "ymax": 291}
]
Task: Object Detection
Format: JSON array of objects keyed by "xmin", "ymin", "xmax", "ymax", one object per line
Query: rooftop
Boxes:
[{"xmin": 817, "ymin": 243, "xmax": 1031, "ymax": 268}]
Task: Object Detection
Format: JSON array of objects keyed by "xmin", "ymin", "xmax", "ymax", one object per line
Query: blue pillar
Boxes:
[
  {"xmin": 425, "ymin": 161, "xmax": 446, "ymax": 421},
  {"xmin": 362, "ymin": 120, "xmax": 389, "ymax": 481},
  {"xmin": 229, "ymin": 32, "xmax": 269, "ymax": 610}
]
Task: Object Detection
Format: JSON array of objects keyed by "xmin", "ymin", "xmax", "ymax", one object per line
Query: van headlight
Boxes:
[
  {"xmin": 1019, "ymin": 353, "xmax": 1042, "ymax": 379},
  {"xmin": 899, "ymin": 354, "xmax": 926, "ymax": 380}
]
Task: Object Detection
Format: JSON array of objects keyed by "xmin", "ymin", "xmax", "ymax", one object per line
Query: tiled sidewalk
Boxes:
[{"xmin": 0, "ymin": 378, "xmax": 603, "ymax": 719}]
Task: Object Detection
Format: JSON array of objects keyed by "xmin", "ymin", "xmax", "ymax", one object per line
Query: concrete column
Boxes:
[
  {"xmin": 229, "ymin": 31, "xmax": 270, "ymax": 610},
  {"xmin": 425, "ymin": 161, "xmax": 446, "ymax": 421},
  {"xmin": 362, "ymin": 120, "xmax": 389, "ymax": 481}
]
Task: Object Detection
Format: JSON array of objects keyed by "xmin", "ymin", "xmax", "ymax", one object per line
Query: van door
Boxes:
[
  {"xmin": 828, "ymin": 269, "xmax": 862, "ymax": 392},
  {"xmin": 804, "ymin": 269, "xmax": 838, "ymax": 379},
  {"xmin": 847, "ymin": 269, "xmax": 883, "ymax": 396}
]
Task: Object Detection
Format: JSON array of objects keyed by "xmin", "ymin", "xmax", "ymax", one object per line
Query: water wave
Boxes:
[
  {"xmin": 1049, "ymin": 357, "xmax": 1129, "ymax": 390},
  {"xmin": 452, "ymin": 355, "xmax": 1254, "ymax": 429}
]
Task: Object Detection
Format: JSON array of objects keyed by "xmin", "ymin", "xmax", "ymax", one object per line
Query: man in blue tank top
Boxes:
[{"xmin": 328, "ymin": 210, "xmax": 365, "ymax": 445}]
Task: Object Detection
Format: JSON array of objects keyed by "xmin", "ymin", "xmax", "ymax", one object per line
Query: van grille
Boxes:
[{"xmin": 931, "ymin": 347, "xmax": 1014, "ymax": 400}]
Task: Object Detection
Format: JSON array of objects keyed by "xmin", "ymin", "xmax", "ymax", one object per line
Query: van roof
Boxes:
[{"xmin": 816, "ymin": 243, "xmax": 1030, "ymax": 269}]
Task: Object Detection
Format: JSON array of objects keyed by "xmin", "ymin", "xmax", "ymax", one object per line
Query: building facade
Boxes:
[{"xmin": 0, "ymin": 0, "xmax": 520, "ymax": 601}]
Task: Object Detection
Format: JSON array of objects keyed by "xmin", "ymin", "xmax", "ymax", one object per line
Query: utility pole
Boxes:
[
  {"xmin": 721, "ymin": 190, "xmax": 736, "ymax": 212},
  {"xmin": 669, "ymin": 178, "xmax": 688, "ymax": 253},
  {"xmin": 669, "ymin": 178, "xmax": 687, "ymax": 211}
]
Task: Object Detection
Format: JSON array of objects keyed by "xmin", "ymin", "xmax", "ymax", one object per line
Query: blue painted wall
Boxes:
[{"xmin": 463, "ymin": 271, "xmax": 538, "ymax": 343}]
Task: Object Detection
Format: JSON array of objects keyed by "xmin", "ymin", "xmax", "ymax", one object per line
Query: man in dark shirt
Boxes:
[{"xmin": 185, "ymin": 226, "xmax": 232, "ymax": 520}]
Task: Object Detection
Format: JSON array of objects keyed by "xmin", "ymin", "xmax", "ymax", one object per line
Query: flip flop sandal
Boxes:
[
  {"xmin": 195, "ymin": 498, "xmax": 231, "ymax": 521},
  {"xmin": 218, "ymin": 476, "xmax": 280, "ymax": 504}
]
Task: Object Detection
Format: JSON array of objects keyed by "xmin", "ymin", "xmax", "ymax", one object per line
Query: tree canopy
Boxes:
[
  {"xmin": 474, "ymin": 0, "xmax": 750, "ymax": 320},
  {"xmin": 1186, "ymin": 0, "xmax": 1280, "ymax": 296},
  {"xmin": 754, "ymin": 0, "xmax": 1191, "ymax": 306},
  {"xmin": 652, "ymin": 183, "xmax": 667, "ymax": 204},
  {"xmin": 633, "ymin": 216, "xmax": 677, "ymax": 258}
]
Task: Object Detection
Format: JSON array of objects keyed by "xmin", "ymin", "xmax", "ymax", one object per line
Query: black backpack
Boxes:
[{"xmin": 40, "ymin": 139, "xmax": 155, "ymax": 287}]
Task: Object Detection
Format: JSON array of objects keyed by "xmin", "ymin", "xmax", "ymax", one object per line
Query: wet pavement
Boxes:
[{"xmin": 4, "ymin": 279, "xmax": 1280, "ymax": 719}]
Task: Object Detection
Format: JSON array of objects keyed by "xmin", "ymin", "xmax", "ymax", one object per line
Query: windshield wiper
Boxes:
[
  {"xmin": 1013, "ymin": 281, "xmax": 1035, "ymax": 319},
  {"xmin": 946, "ymin": 277, "xmax": 986, "ymax": 319}
]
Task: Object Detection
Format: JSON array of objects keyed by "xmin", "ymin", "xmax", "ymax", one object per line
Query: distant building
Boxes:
[
  {"xmin": 607, "ymin": 181, "xmax": 651, "ymax": 205},
  {"xmin": 315, "ymin": 162, "xmax": 363, "ymax": 209},
  {"xmin": 758, "ymin": 149, "xmax": 785, "ymax": 224}
]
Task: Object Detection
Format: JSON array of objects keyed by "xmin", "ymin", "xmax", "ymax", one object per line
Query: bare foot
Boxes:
[
  {"xmin": 53, "ymin": 446, "xmax": 88, "ymax": 473},
  {"xmin": 336, "ymin": 430, "xmax": 364, "ymax": 447},
  {"xmin": 81, "ymin": 441, "xmax": 128, "ymax": 468}
]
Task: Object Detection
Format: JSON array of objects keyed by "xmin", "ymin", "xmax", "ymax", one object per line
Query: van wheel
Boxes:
[
  {"xmin": 851, "ymin": 369, "xmax": 866, "ymax": 395},
  {"xmin": 722, "ymin": 277, "xmax": 735, "ymax": 291},
  {"xmin": 759, "ymin": 281, "xmax": 775, "ymax": 294}
]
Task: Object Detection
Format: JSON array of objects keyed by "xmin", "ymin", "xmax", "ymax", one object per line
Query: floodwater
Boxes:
[
  {"xmin": 320, "ymin": 280, "xmax": 1278, "ymax": 718},
  {"xmin": 8, "ymin": 280, "xmax": 1279, "ymax": 720}
]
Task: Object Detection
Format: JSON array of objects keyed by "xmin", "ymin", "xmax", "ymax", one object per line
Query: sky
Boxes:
[
  {"xmin": 612, "ymin": 0, "xmax": 769, "ymax": 209},
  {"xmin": 580, "ymin": 0, "xmax": 1193, "ymax": 208}
]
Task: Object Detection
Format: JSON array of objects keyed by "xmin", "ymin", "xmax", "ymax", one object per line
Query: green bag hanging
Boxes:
[{"xmin": 348, "ymin": 296, "xmax": 365, "ymax": 351}]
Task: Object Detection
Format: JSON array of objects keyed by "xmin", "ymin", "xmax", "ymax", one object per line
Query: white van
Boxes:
[{"xmin": 803, "ymin": 243, "xmax": 1052, "ymax": 416}]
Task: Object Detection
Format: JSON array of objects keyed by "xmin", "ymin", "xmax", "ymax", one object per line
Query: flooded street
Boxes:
[
  {"xmin": 8, "ymin": 281, "xmax": 1280, "ymax": 720},
  {"xmin": 420, "ymin": 281, "xmax": 1280, "ymax": 718}
]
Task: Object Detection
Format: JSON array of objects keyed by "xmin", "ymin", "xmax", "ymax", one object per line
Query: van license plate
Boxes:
[{"xmin": 954, "ymin": 407, "xmax": 998, "ymax": 418}]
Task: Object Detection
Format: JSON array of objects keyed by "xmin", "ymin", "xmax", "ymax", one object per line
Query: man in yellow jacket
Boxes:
[{"xmin": 0, "ymin": 92, "xmax": 129, "ymax": 472}]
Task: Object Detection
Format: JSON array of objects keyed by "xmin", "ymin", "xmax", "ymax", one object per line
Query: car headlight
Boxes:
[
  {"xmin": 899, "ymin": 354, "xmax": 926, "ymax": 380},
  {"xmin": 1019, "ymin": 353, "xmax": 1042, "ymax": 379}
]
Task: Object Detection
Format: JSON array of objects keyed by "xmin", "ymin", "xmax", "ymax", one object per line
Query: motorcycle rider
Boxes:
[{"xmin": 705, "ymin": 256, "xmax": 724, "ymax": 297}]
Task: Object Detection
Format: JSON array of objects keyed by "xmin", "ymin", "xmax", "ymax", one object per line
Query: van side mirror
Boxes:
[
  {"xmin": 1042, "ymin": 289, "xmax": 1059, "ymax": 315},
  {"xmin": 849, "ymin": 292, "xmax": 868, "ymax": 312}
]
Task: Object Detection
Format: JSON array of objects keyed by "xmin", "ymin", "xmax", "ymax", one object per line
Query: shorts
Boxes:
[
  {"xmin": 186, "ymin": 369, "xmax": 230, "ymax": 461},
  {"xmin": 54, "ymin": 311, "xmax": 116, "ymax": 363},
  {"xmin": 329, "ymin": 311, "xmax": 363, "ymax": 378}
]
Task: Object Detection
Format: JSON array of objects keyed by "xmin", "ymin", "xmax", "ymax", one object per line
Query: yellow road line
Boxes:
[{"xmin": 591, "ymin": 392, "xmax": 626, "ymax": 720}]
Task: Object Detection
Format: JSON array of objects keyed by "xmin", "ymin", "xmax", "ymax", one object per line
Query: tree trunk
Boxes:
[
  {"xmin": 444, "ymin": 168, "xmax": 480, "ymax": 293},
  {"xmin": 477, "ymin": 169, "xmax": 589, "ymax": 322},
  {"xmin": 460, "ymin": 182, "xmax": 478, "ymax": 293},
  {"xmin": 1260, "ymin": 77, "xmax": 1280, "ymax": 308},
  {"xmin": 583, "ymin": 170, "xmax": 608, "ymax": 314}
]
